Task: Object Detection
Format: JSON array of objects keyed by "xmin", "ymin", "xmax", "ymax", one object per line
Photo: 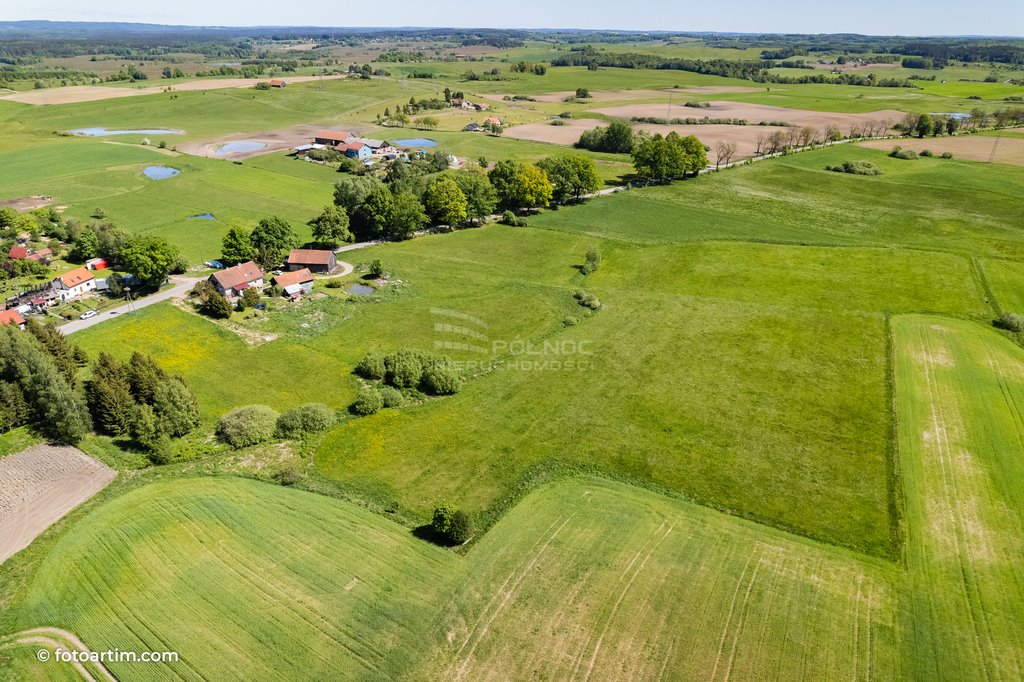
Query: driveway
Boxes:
[{"xmin": 58, "ymin": 275, "xmax": 202, "ymax": 336}]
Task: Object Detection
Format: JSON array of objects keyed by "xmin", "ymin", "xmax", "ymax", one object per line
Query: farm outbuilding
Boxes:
[
  {"xmin": 286, "ymin": 249, "xmax": 336, "ymax": 274},
  {"xmin": 314, "ymin": 129, "xmax": 353, "ymax": 146},
  {"xmin": 270, "ymin": 79, "xmax": 286, "ymax": 88},
  {"xmin": 272, "ymin": 268, "xmax": 314, "ymax": 298}
]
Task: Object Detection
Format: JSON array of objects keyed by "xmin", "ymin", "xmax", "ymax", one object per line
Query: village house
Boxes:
[
  {"xmin": 286, "ymin": 249, "xmax": 336, "ymax": 274},
  {"xmin": 52, "ymin": 267, "xmax": 96, "ymax": 302},
  {"xmin": 209, "ymin": 261, "xmax": 264, "ymax": 299},
  {"xmin": 314, "ymin": 129, "xmax": 353, "ymax": 147},
  {"xmin": 484, "ymin": 115, "xmax": 502, "ymax": 127},
  {"xmin": 269, "ymin": 79, "xmax": 286, "ymax": 88},
  {"xmin": 27, "ymin": 247, "xmax": 52, "ymax": 262},
  {"xmin": 339, "ymin": 141, "xmax": 372, "ymax": 160},
  {"xmin": 272, "ymin": 268, "xmax": 314, "ymax": 299},
  {"xmin": 0, "ymin": 309, "xmax": 25, "ymax": 329},
  {"xmin": 7, "ymin": 245, "xmax": 29, "ymax": 260},
  {"xmin": 473, "ymin": 103, "xmax": 490, "ymax": 111}
]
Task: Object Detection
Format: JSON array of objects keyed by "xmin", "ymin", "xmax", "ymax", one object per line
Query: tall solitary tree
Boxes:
[
  {"xmin": 424, "ymin": 177, "xmax": 469, "ymax": 227},
  {"xmin": 250, "ymin": 216, "xmax": 298, "ymax": 270},
  {"xmin": 221, "ymin": 226, "xmax": 256, "ymax": 265},
  {"xmin": 307, "ymin": 205, "xmax": 353, "ymax": 247},
  {"xmin": 121, "ymin": 236, "xmax": 179, "ymax": 287}
]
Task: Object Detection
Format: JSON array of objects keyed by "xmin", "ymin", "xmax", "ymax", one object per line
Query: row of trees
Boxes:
[
  {"xmin": 327, "ymin": 152, "xmax": 602, "ymax": 241},
  {"xmin": 0, "ymin": 320, "xmax": 197, "ymax": 457},
  {"xmin": 221, "ymin": 216, "xmax": 307, "ymax": 269}
]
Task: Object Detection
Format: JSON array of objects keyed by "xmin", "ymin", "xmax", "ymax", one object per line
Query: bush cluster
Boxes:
[
  {"xmin": 276, "ymin": 403, "xmax": 336, "ymax": 438},
  {"xmin": 995, "ymin": 312, "xmax": 1024, "ymax": 333},
  {"xmin": 574, "ymin": 290, "xmax": 602, "ymax": 310},
  {"xmin": 500, "ymin": 210, "xmax": 528, "ymax": 227},
  {"xmin": 824, "ymin": 160, "xmax": 884, "ymax": 176},
  {"xmin": 889, "ymin": 146, "xmax": 918, "ymax": 160},
  {"xmin": 431, "ymin": 505, "xmax": 474, "ymax": 545},
  {"xmin": 351, "ymin": 349, "xmax": 462, "ymax": 415},
  {"xmin": 581, "ymin": 247, "xmax": 602, "ymax": 275}
]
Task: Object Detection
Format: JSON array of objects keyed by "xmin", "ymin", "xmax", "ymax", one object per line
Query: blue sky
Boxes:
[{"xmin": 3, "ymin": 0, "xmax": 1023, "ymax": 36}]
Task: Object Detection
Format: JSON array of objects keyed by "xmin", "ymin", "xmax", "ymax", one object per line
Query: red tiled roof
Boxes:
[
  {"xmin": 273, "ymin": 268, "xmax": 314, "ymax": 288},
  {"xmin": 0, "ymin": 309, "xmax": 24, "ymax": 326},
  {"xmin": 7, "ymin": 246, "xmax": 29, "ymax": 260},
  {"xmin": 58, "ymin": 267, "xmax": 94, "ymax": 288},
  {"xmin": 287, "ymin": 249, "xmax": 335, "ymax": 267},
  {"xmin": 315, "ymin": 129, "xmax": 352, "ymax": 143},
  {"xmin": 211, "ymin": 261, "xmax": 264, "ymax": 291}
]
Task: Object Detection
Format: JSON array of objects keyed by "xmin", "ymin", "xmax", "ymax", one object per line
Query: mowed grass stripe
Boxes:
[{"xmin": 894, "ymin": 316, "xmax": 1024, "ymax": 681}]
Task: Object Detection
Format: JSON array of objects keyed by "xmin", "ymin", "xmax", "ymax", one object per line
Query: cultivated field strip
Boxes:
[
  {"xmin": 19, "ymin": 478, "xmax": 454, "ymax": 681},
  {"xmin": 426, "ymin": 479, "xmax": 901, "ymax": 681},
  {"xmin": 894, "ymin": 316, "xmax": 1024, "ymax": 681}
]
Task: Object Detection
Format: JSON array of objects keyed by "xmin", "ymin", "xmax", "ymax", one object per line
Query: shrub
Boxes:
[
  {"xmin": 355, "ymin": 352, "xmax": 386, "ymax": 380},
  {"xmin": 216, "ymin": 405, "xmax": 280, "ymax": 448},
  {"xmin": 385, "ymin": 349, "xmax": 427, "ymax": 388},
  {"xmin": 276, "ymin": 403, "xmax": 336, "ymax": 438},
  {"xmin": 275, "ymin": 461, "xmax": 301, "ymax": 485},
  {"xmin": 202, "ymin": 291, "xmax": 233, "ymax": 319},
  {"xmin": 574, "ymin": 290, "xmax": 602, "ymax": 310},
  {"xmin": 431, "ymin": 505, "xmax": 474, "ymax": 544},
  {"xmin": 995, "ymin": 312, "xmax": 1024, "ymax": 333},
  {"xmin": 889, "ymin": 146, "xmax": 918, "ymax": 160},
  {"xmin": 422, "ymin": 365, "xmax": 461, "ymax": 395},
  {"xmin": 824, "ymin": 160, "xmax": 884, "ymax": 176},
  {"xmin": 325, "ymin": 279, "xmax": 344, "ymax": 288},
  {"xmin": 351, "ymin": 387, "xmax": 384, "ymax": 415},
  {"xmin": 563, "ymin": 316, "xmax": 578, "ymax": 327},
  {"xmin": 380, "ymin": 386, "xmax": 405, "ymax": 408},
  {"xmin": 369, "ymin": 259, "xmax": 386, "ymax": 278},
  {"xmin": 941, "ymin": 151, "xmax": 954, "ymax": 159},
  {"xmin": 582, "ymin": 246, "xmax": 602, "ymax": 274},
  {"xmin": 500, "ymin": 210, "xmax": 527, "ymax": 227},
  {"xmin": 920, "ymin": 149, "xmax": 933, "ymax": 157}
]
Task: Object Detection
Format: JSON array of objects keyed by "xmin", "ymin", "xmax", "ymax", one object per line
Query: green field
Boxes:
[{"xmin": 3, "ymin": 35, "xmax": 1024, "ymax": 680}]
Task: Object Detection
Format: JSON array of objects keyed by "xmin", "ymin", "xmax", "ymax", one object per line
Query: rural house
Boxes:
[
  {"xmin": 209, "ymin": 261, "xmax": 264, "ymax": 299},
  {"xmin": 314, "ymin": 129, "xmax": 353, "ymax": 146},
  {"xmin": 272, "ymin": 268, "xmax": 314, "ymax": 298},
  {"xmin": 339, "ymin": 141, "xmax": 372, "ymax": 160},
  {"xmin": 286, "ymin": 249, "xmax": 336, "ymax": 273},
  {"xmin": 52, "ymin": 267, "xmax": 96, "ymax": 301},
  {"xmin": 7, "ymin": 245, "xmax": 29, "ymax": 260},
  {"xmin": 353, "ymin": 138, "xmax": 394, "ymax": 156},
  {"xmin": 27, "ymin": 247, "xmax": 52, "ymax": 262},
  {"xmin": 269, "ymin": 79, "xmax": 286, "ymax": 88},
  {"xmin": 0, "ymin": 309, "xmax": 25, "ymax": 329},
  {"xmin": 484, "ymin": 115, "xmax": 502, "ymax": 126}
]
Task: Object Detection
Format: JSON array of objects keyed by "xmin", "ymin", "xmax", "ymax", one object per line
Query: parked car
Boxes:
[
  {"xmin": 79, "ymin": 310, "xmax": 98, "ymax": 320},
  {"xmin": 205, "ymin": 260, "xmax": 225, "ymax": 269}
]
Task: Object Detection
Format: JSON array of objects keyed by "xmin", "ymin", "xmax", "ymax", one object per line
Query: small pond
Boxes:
[
  {"xmin": 143, "ymin": 166, "xmax": 180, "ymax": 180},
  {"xmin": 215, "ymin": 141, "xmax": 267, "ymax": 155},
  {"xmin": 190, "ymin": 213, "xmax": 215, "ymax": 220},
  {"xmin": 391, "ymin": 138, "xmax": 438, "ymax": 147},
  {"xmin": 70, "ymin": 127, "xmax": 184, "ymax": 136},
  {"xmin": 345, "ymin": 283, "xmax": 376, "ymax": 296}
]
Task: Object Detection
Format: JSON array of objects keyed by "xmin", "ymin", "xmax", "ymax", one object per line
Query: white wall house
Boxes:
[{"xmin": 53, "ymin": 267, "xmax": 96, "ymax": 301}]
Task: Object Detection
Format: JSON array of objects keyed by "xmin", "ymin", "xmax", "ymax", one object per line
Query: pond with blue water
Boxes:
[
  {"xmin": 216, "ymin": 141, "xmax": 268, "ymax": 155},
  {"xmin": 345, "ymin": 283, "xmax": 376, "ymax": 296},
  {"xmin": 71, "ymin": 127, "xmax": 184, "ymax": 136},
  {"xmin": 391, "ymin": 138, "xmax": 438, "ymax": 147},
  {"xmin": 143, "ymin": 166, "xmax": 180, "ymax": 180},
  {"xmin": 190, "ymin": 214, "xmax": 215, "ymax": 220}
]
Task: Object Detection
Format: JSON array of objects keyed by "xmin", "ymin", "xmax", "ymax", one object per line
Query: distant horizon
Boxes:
[
  {"xmin": 1, "ymin": 19, "xmax": 1023, "ymax": 39},
  {"xmin": 2, "ymin": 0, "xmax": 1022, "ymax": 38}
]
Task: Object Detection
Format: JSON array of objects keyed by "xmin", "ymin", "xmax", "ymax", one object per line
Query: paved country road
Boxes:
[{"xmin": 58, "ymin": 275, "xmax": 202, "ymax": 336}]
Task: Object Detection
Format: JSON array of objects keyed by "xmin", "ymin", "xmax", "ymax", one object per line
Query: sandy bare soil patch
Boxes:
[
  {"xmin": 858, "ymin": 136, "xmax": 1024, "ymax": 167},
  {"xmin": 0, "ymin": 444, "xmax": 116, "ymax": 565},
  {"xmin": 0, "ymin": 196, "xmax": 53, "ymax": 211},
  {"xmin": 1, "ymin": 75, "xmax": 349, "ymax": 106},
  {"xmin": 592, "ymin": 101, "xmax": 906, "ymax": 134},
  {"xmin": 504, "ymin": 118, "xmax": 791, "ymax": 159},
  {"xmin": 180, "ymin": 123, "xmax": 360, "ymax": 159}
]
